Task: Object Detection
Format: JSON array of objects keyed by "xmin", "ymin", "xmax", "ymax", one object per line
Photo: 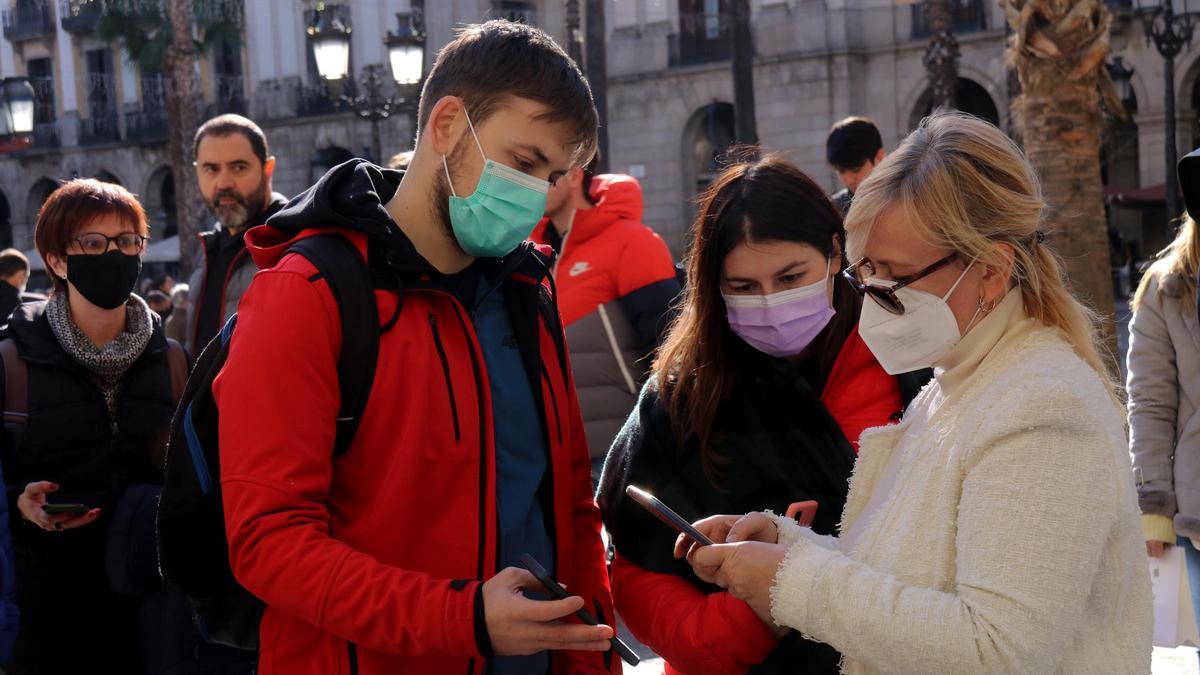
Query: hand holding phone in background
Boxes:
[{"xmin": 16, "ymin": 481, "xmax": 100, "ymax": 532}]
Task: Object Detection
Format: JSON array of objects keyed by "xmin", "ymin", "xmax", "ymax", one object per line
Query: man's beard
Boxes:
[
  {"xmin": 209, "ymin": 177, "xmax": 268, "ymax": 230},
  {"xmin": 431, "ymin": 137, "xmax": 470, "ymax": 246}
]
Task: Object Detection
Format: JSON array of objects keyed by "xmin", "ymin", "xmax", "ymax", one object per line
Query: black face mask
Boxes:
[{"xmin": 66, "ymin": 251, "xmax": 142, "ymax": 310}]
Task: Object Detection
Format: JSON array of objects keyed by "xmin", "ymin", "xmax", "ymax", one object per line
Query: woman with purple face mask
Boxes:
[{"xmin": 596, "ymin": 153, "xmax": 902, "ymax": 675}]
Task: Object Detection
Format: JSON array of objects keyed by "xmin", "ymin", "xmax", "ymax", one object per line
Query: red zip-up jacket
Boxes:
[{"xmin": 212, "ymin": 160, "xmax": 618, "ymax": 675}]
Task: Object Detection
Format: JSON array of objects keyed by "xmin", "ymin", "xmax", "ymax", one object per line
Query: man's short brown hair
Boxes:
[
  {"xmin": 194, "ymin": 114, "xmax": 270, "ymax": 165},
  {"xmin": 417, "ymin": 20, "xmax": 598, "ymax": 166},
  {"xmin": 0, "ymin": 248, "xmax": 28, "ymax": 280},
  {"xmin": 35, "ymin": 179, "xmax": 148, "ymax": 293}
]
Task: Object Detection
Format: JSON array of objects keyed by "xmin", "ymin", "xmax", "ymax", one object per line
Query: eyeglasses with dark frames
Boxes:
[
  {"xmin": 72, "ymin": 232, "xmax": 149, "ymax": 257},
  {"xmin": 842, "ymin": 253, "xmax": 958, "ymax": 315}
]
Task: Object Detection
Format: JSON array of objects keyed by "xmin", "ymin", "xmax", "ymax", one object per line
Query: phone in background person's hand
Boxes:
[{"xmin": 42, "ymin": 503, "xmax": 91, "ymax": 516}]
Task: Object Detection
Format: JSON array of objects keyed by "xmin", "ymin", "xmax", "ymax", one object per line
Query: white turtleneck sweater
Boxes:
[{"xmin": 766, "ymin": 289, "xmax": 1152, "ymax": 674}]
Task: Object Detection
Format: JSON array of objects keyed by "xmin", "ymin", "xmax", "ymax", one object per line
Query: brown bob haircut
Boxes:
[
  {"xmin": 417, "ymin": 20, "xmax": 598, "ymax": 166},
  {"xmin": 35, "ymin": 178, "xmax": 149, "ymax": 293}
]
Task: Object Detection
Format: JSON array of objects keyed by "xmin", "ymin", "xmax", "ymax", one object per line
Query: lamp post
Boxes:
[
  {"xmin": 1108, "ymin": 56, "xmax": 1136, "ymax": 113},
  {"xmin": 308, "ymin": 5, "xmax": 426, "ymax": 164},
  {"xmin": 1134, "ymin": 0, "xmax": 1198, "ymax": 220},
  {"xmin": 0, "ymin": 77, "xmax": 36, "ymax": 138}
]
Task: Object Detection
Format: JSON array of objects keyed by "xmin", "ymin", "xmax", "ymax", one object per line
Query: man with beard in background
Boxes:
[{"xmin": 185, "ymin": 114, "xmax": 288, "ymax": 354}]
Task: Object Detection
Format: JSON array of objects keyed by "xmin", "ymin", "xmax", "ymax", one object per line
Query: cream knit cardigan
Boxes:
[{"xmin": 768, "ymin": 291, "xmax": 1152, "ymax": 674}]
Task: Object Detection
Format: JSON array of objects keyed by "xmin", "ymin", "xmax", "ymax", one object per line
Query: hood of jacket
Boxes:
[{"xmin": 534, "ymin": 173, "xmax": 644, "ymax": 247}]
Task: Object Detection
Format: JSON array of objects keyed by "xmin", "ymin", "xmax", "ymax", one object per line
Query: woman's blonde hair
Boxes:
[
  {"xmin": 1132, "ymin": 215, "xmax": 1198, "ymax": 311},
  {"xmin": 845, "ymin": 111, "xmax": 1116, "ymax": 393}
]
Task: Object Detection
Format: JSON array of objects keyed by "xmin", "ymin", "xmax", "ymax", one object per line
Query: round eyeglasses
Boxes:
[{"xmin": 72, "ymin": 232, "xmax": 149, "ymax": 256}]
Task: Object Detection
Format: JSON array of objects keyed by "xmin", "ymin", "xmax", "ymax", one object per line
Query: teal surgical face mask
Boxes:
[{"xmin": 442, "ymin": 108, "xmax": 549, "ymax": 258}]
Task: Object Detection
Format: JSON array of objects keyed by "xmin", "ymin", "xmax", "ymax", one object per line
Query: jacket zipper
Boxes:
[
  {"xmin": 192, "ymin": 239, "xmax": 249, "ymax": 348},
  {"xmin": 446, "ymin": 299, "xmax": 491, "ymax": 584},
  {"xmin": 189, "ymin": 235, "xmax": 212, "ymax": 348},
  {"xmin": 428, "ymin": 314, "xmax": 462, "ymax": 441},
  {"xmin": 539, "ymin": 366, "xmax": 563, "ymax": 445},
  {"xmin": 346, "ymin": 641, "xmax": 358, "ymax": 675}
]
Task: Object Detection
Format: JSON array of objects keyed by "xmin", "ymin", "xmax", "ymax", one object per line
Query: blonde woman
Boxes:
[
  {"xmin": 1129, "ymin": 147, "xmax": 1200, "ymax": 631},
  {"xmin": 678, "ymin": 112, "xmax": 1152, "ymax": 674}
]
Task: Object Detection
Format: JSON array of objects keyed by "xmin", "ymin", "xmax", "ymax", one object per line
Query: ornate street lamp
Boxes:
[
  {"xmin": 0, "ymin": 78, "xmax": 36, "ymax": 138},
  {"xmin": 309, "ymin": 5, "xmax": 426, "ymax": 164},
  {"xmin": 307, "ymin": 2, "xmax": 352, "ymax": 81},
  {"xmin": 1133, "ymin": 0, "xmax": 1198, "ymax": 220},
  {"xmin": 386, "ymin": 13, "xmax": 425, "ymax": 86},
  {"xmin": 1107, "ymin": 56, "xmax": 1136, "ymax": 112}
]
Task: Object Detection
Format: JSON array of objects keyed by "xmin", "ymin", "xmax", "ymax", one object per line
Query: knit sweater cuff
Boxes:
[
  {"xmin": 766, "ymin": 511, "xmax": 804, "ymax": 548},
  {"xmin": 766, "ymin": 511, "xmax": 838, "ymax": 551},
  {"xmin": 769, "ymin": 537, "xmax": 841, "ymax": 633},
  {"xmin": 1143, "ymin": 513, "xmax": 1176, "ymax": 543}
]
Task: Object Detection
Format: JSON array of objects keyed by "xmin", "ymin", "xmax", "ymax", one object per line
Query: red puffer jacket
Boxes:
[{"xmin": 213, "ymin": 160, "xmax": 618, "ymax": 675}]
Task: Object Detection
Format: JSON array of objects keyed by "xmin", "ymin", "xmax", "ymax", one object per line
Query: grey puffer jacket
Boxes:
[
  {"xmin": 1128, "ymin": 267, "xmax": 1200, "ymax": 538},
  {"xmin": 184, "ymin": 193, "xmax": 287, "ymax": 353}
]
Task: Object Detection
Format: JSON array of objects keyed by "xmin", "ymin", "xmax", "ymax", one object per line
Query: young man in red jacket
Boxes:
[{"xmin": 212, "ymin": 21, "xmax": 619, "ymax": 675}]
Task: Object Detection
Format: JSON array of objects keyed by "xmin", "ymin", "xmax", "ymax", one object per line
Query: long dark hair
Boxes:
[{"xmin": 653, "ymin": 152, "xmax": 860, "ymax": 475}]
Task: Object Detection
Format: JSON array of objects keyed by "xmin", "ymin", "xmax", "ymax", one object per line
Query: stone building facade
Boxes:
[
  {"xmin": 604, "ymin": 0, "xmax": 1200, "ymax": 259},
  {"xmin": 0, "ymin": 0, "xmax": 1196, "ymax": 264},
  {"xmin": 0, "ymin": 0, "xmax": 561, "ymax": 255}
]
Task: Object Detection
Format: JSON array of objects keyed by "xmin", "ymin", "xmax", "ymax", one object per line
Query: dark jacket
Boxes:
[
  {"xmin": 0, "ymin": 284, "xmax": 20, "ymax": 329},
  {"xmin": 0, "ymin": 301, "xmax": 177, "ymax": 674},
  {"xmin": 831, "ymin": 188, "xmax": 853, "ymax": 216},
  {"xmin": 0, "ymin": 455, "xmax": 16, "ymax": 662},
  {"xmin": 597, "ymin": 329, "xmax": 901, "ymax": 675},
  {"xmin": 185, "ymin": 193, "xmax": 288, "ymax": 353},
  {"xmin": 531, "ymin": 175, "xmax": 680, "ymax": 461},
  {"xmin": 214, "ymin": 159, "xmax": 617, "ymax": 675}
]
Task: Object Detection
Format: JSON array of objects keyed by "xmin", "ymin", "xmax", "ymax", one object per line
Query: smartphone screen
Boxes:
[{"xmin": 625, "ymin": 486, "xmax": 715, "ymax": 546}]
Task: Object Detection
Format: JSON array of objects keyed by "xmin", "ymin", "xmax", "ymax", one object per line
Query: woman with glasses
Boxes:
[
  {"xmin": 0, "ymin": 179, "xmax": 188, "ymax": 674},
  {"xmin": 597, "ymin": 154, "xmax": 901, "ymax": 674},
  {"xmin": 680, "ymin": 112, "xmax": 1152, "ymax": 673}
]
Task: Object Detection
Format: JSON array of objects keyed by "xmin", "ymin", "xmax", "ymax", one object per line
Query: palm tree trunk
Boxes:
[
  {"xmin": 1005, "ymin": 0, "xmax": 1117, "ymax": 360},
  {"xmin": 165, "ymin": 0, "xmax": 206, "ymax": 279},
  {"xmin": 923, "ymin": 0, "xmax": 959, "ymax": 110}
]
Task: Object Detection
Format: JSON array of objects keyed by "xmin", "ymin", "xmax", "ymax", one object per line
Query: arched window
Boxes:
[
  {"xmin": 682, "ymin": 101, "xmax": 736, "ymax": 202},
  {"xmin": 910, "ymin": 78, "xmax": 1000, "ymax": 130},
  {"xmin": 94, "ymin": 170, "xmax": 122, "ymax": 186},
  {"xmin": 144, "ymin": 166, "xmax": 177, "ymax": 240}
]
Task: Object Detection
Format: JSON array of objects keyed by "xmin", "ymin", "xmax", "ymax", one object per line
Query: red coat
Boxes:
[
  {"xmin": 214, "ymin": 219, "xmax": 617, "ymax": 674},
  {"xmin": 611, "ymin": 329, "xmax": 900, "ymax": 675}
]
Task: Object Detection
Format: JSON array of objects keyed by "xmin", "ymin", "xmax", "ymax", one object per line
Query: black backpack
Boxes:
[{"xmin": 157, "ymin": 233, "xmax": 380, "ymax": 649}]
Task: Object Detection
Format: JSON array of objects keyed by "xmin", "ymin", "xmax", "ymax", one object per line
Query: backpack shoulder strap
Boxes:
[
  {"xmin": 288, "ymin": 234, "xmax": 380, "ymax": 457},
  {"xmin": 165, "ymin": 338, "xmax": 188, "ymax": 404},
  {"xmin": 0, "ymin": 338, "xmax": 26, "ymax": 419}
]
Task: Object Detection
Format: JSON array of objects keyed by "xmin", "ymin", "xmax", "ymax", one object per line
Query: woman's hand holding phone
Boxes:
[
  {"xmin": 673, "ymin": 512, "xmax": 780, "ymax": 561},
  {"xmin": 674, "ymin": 512, "xmax": 791, "ymax": 637},
  {"xmin": 17, "ymin": 481, "xmax": 100, "ymax": 532}
]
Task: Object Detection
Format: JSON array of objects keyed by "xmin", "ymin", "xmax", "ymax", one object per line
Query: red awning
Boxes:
[
  {"xmin": 1104, "ymin": 183, "xmax": 1182, "ymax": 208},
  {"xmin": 0, "ymin": 136, "xmax": 31, "ymax": 155}
]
